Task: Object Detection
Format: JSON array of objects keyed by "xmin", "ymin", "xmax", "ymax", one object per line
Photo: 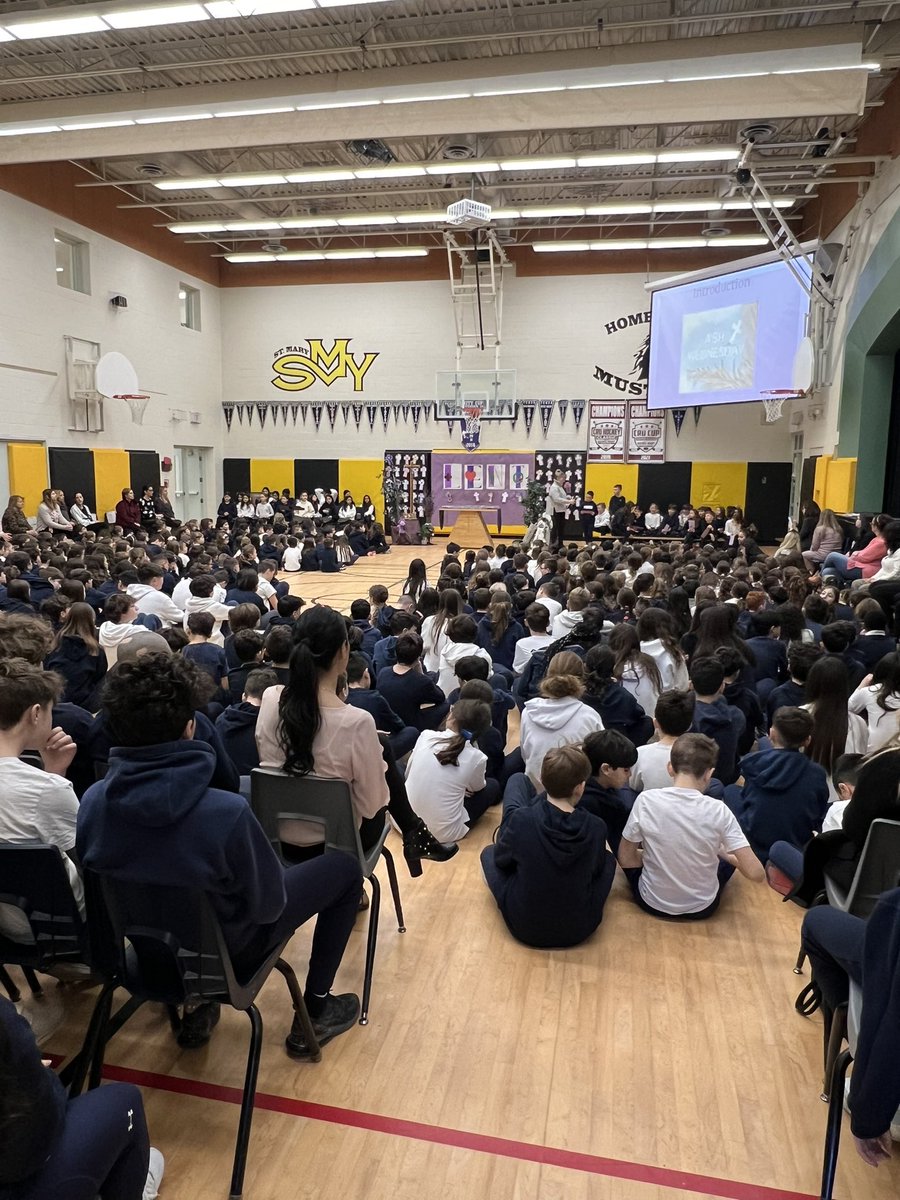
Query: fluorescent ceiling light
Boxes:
[
  {"xmin": 155, "ymin": 176, "xmax": 223, "ymax": 190},
  {"xmin": 285, "ymin": 169, "xmax": 355, "ymax": 183},
  {"xmin": 585, "ymin": 203, "xmax": 653, "ymax": 215},
  {"xmin": 424, "ymin": 161, "xmax": 500, "ymax": 175},
  {"xmin": 323, "ymin": 250, "xmax": 377, "ymax": 259},
  {"xmin": 532, "ymin": 242, "xmax": 592, "ymax": 253},
  {"xmin": 519, "ymin": 205, "xmax": 585, "ymax": 218},
  {"xmin": 652, "ymin": 238, "xmax": 709, "ymax": 248},
  {"xmin": 395, "ymin": 211, "xmax": 444, "ymax": 223},
  {"xmin": 667, "ymin": 71, "xmax": 768, "ymax": 82},
  {"xmin": 336, "ymin": 214, "xmax": 398, "ymax": 226},
  {"xmin": 7, "ymin": 15, "xmax": 109, "ymax": 38},
  {"xmin": 383, "ymin": 93, "xmax": 471, "ymax": 105},
  {"xmin": 0, "ymin": 124, "xmax": 61, "ymax": 136},
  {"xmin": 295, "ymin": 99, "xmax": 380, "ymax": 111},
  {"xmin": 353, "ymin": 165, "xmax": 427, "ymax": 178},
  {"xmin": 135, "ymin": 112, "xmax": 214, "ymax": 123},
  {"xmin": 500, "ymin": 157, "xmax": 577, "ymax": 171},
  {"xmin": 473, "ymin": 86, "xmax": 565, "ymax": 97},
  {"xmin": 105, "ymin": 5, "xmax": 208, "ymax": 29},
  {"xmin": 490, "ymin": 208, "xmax": 521, "ymax": 219},
  {"xmin": 0, "ymin": 29, "xmax": 14, "ymax": 41},
  {"xmin": 59, "ymin": 119, "xmax": 135, "ymax": 130},
  {"xmin": 774, "ymin": 63, "xmax": 877, "ymax": 75},
  {"xmin": 206, "ymin": 0, "xmax": 313, "ymax": 14},
  {"xmin": 276, "ymin": 252, "xmax": 326, "ymax": 261},
  {"xmin": 374, "ymin": 248, "xmax": 429, "ymax": 258},
  {"xmin": 221, "ymin": 172, "xmax": 287, "ymax": 186},
  {"xmin": 577, "ymin": 154, "xmax": 656, "ymax": 167},
  {"xmin": 213, "ymin": 106, "xmax": 294, "ymax": 117},
  {"xmin": 279, "ymin": 216, "xmax": 338, "ymax": 228},
  {"xmin": 710, "ymin": 236, "xmax": 769, "ymax": 246},
  {"xmin": 657, "ymin": 148, "xmax": 739, "ymax": 163},
  {"xmin": 721, "ymin": 198, "xmax": 799, "ymax": 210},
  {"xmin": 653, "ymin": 200, "xmax": 722, "ymax": 212},
  {"xmin": 168, "ymin": 222, "xmax": 228, "ymax": 233},
  {"xmin": 316, "ymin": 0, "xmax": 394, "ymax": 5},
  {"xmin": 568, "ymin": 78, "xmax": 664, "ymax": 90},
  {"xmin": 222, "ymin": 220, "xmax": 282, "ymax": 231},
  {"xmin": 225, "ymin": 253, "xmax": 278, "ymax": 263},
  {"xmin": 590, "ymin": 240, "xmax": 649, "ymax": 250}
]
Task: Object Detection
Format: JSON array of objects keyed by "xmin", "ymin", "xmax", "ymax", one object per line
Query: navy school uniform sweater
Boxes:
[
  {"xmin": 88, "ymin": 708, "xmax": 239, "ymax": 794},
  {"xmin": 0, "ymin": 998, "xmax": 67, "ymax": 1187},
  {"xmin": 693, "ymin": 696, "xmax": 745, "ymax": 786},
  {"xmin": 579, "ymin": 779, "xmax": 633, "ymax": 854},
  {"xmin": 724, "ymin": 679, "xmax": 765, "ymax": 756},
  {"xmin": 44, "ymin": 636, "xmax": 107, "ymax": 710},
  {"xmin": 346, "ymin": 687, "xmax": 406, "ymax": 736},
  {"xmin": 849, "ymin": 888, "xmax": 900, "ymax": 1138},
  {"xmin": 489, "ymin": 798, "xmax": 614, "ymax": 948},
  {"xmin": 766, "ymin": 678, "xmax": 806, "ymax": 726},
  {"xmin": 583, "ymin": 682, "xmax": 653, "ymax": 747},
  {"xmin": 375, "ymin": 666, "xmax": 446, "ymax": 730},
  {"xmin": 215, "ymin": 702, "xmax": 262, "ymax": 776},
  {"xmin": 728, "ymin": 747, "xmax": 829, "ymax": 861},
  {"xmin": 476, "ymin": 619, "xmax": 525, "ymax": 671},
  {"xmin": 351, "ymin": 619, "xmax": 382, "ymax": 658},
  {"xmin": 743, "ymin": 636, "xmax": 788, "ymax": 684}
]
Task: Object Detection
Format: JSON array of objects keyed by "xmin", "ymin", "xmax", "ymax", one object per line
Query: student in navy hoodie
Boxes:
[
  {"xmin": 849, "ymin": 603, "xmax": 897, "ymax": 674},
  {"xmin": 582, "ymin": 644, "xmax": 653, "ymax": 746},
  {"xmin": 76, "ymin": 652, "xmax": 363, "ymax": 1056},
  {"xmin": 716, "ymin": 645, "xmax": 764, "ymax": 757},
  {"xmin": 766, "ymin": 642, "xmax": 821, "ymax": 725},
  {"xmin": 580, "ymin": 728, "xmax": 638, "ymax": 853},
  {"xmin": 690, "ymin": 656, "xmax": 746, "ymax": 786},
  {"xmin": 724, "ymin": 706, "xmax": 829, "ymax": 862},
  {"xmin": 349, "ymin": 598, "xmax": 383, "ymax": 659},
  {"xmin": 481, "ymin": 745, "xmax": 615, "ymax": 948},
  {"xmin": 0, "ymin": 578, "xmax": 36, "ymax": 616},
  {"xmin": 743, "ymin": 612, "xmax": 789, "ymax": 694},
  {"xmin": 345, "ymin": 652, "xmax": 417, "ymax": 759},
  {"xmin": 215, "ymin": 667, "xmax": 278, "ymax": 777}
]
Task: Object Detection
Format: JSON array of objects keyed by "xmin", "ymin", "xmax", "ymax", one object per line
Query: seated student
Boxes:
[
  {"xmin": 511, "ymin": 602, "xmax": 554, "ymax": 676},
  {"xmin": 182, "ymin": 574, "xmax": 234, "ymax": 644},
  {"xmin": 0, "ymin": 995, "xmax": 165, "ymax": 1200},
  {"xmin": 849, "ymin": 603, "xmax": 896, "ymax": 673},
  {"xmin": 78, "ymin": 652, "xmax": 363, "ymax": 1055},
  {"xmin": 724, "ymin": 707, "xmax": 829, "ymax": 862},
  {"xmin": 262, "ymin": 624, "xmax": 293, "ymax": 686},
  {"xmin": 126, "ymin": 561, "xmax": 184, "ymax": 629},
  {"xmin": 481, "ymin": 745, "xmax": 616, "ymax": 948},
  {"xmin": 618, "ymin": 733, "xmax": 765, "ymax": 919},
  {"xmin": 44, "ymin": 601, "xmax": 108, "ymax": 711},
  {"xmin": 282, "ymin": 535, "xmax": 303, "ymax": 573},
  {"xmin": 317, "ymin": 536, "xmax": 341, "ymax": 573},
  {"xmin": 534, "ymin": 580, "xmax": 563, "ymax": 631},
  {"xmin": 299, "ymin": 537, "xmax": 320, "ymax": 571},
  {"xmin": 437, "ymin": 614, "xmax": 493, "ymax": 696},
  {"xmin": 520, "ymin": 652, "xmax": 604, "ymax": 789},
  {"xmin": 258, "ymin": 559, "xmax": 286, "ymax": 605},
  {"xmin": 259, "ymin": 593, "xmax": 303, "ymax": 633},
  {"xmin": 445, "ymin": 654, "xmax": 515, "ymax": 742},
  {"xmin": 580, "ymin": 728, "xmax": 638, "ymax": 854},
  {"xmin": 766, "ymin": 642, "xmax": 821, "ymax": 725},
  {"xmin": 583, "ymin": 644, "xmax": 653, "ymax": 746},
  {"xmin": 821, "ymin": 620, "xmax": 868, "ymax": 690},
  {"xmin": 0, "ymin": 660, "xmax": 83, "ymax": 940},
  {"xmin": 404, "ymin": 698, "xmax": 497, "ymax": 844},
  {"xmin": 716, "ymin": 645, "xmax": 764, "ymax": 757},
  {"xmin": 766, "ymin": 753, "xmax": 862, "ymax": 891},
  {"xmin": 475, "ymin": 596, "xmax": 524, "ymax": 674},
  {"xmin": 690, "ymin": 656, "xmax": 745, "ymax": 786},
  {"xmin": 0, "ymin": 578, "xmax": 36, "ymax": 617},
  {"xmin": 223, "ymin": 602, "xmax": 261, "ymax": 671},
  {"xmin": 182, "ymin": 611, "xmax": 228, "ymax": 689},
  {"xmin": 215, "ymin": 666, "xmax": 278, "ymax": 777},
  {"xmin": 377, "ymin": 632, "xmax": 450, "ymax": 732},
  {"xmin": 346, "ymin": 651, "xmax": 417, "ymax": 760},
  {"xmin": 743, "ymin": 612, "xmax": 788, "ymax": 688},
  {"xmin": 225, "ymin": 568, "xmax": 267, "ymax": 614},
  {"xmin": 552, "ymin": 585, "xmax": 590, "ymax": 637},
  {"xmin": 630, "ymin": 689, "xmax": 696, "ymax": 794},
  {"xmin": 226, "ymin": 629, "xmax": 265, "ymax": 703},
  {"xmin": 98, "ymin": 592, "xmax": 139, "ymax": 667},
  {"xmin": 372, "ymin": 611, "xmax": 419, "ymax": 673},
  {"xmin": 349, "ymin": 598, "xmax": 382, "ymax": 659},
  {"xmin": 455, "ymin": 678, "xmax": 505, "ymax": 783},
  {"xmin": 849, "ymin": 650, "xmax": 900, "ymax": 754}
]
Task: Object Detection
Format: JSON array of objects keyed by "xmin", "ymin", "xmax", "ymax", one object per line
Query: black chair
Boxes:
[
  {"xmin": 0, "ymin": 841, "xmax": 91, "ymax": 1002},
  {"xmin": 250, "ymin": 769, "xmax": 405, "ymax": 1025},
  {"xmin": 820, "ymin": 983, "xmax": 861, "ymax": 1200},
  {"xmin": 81, "ymin": 870, "xmax": 321, "ymax": 1200}
]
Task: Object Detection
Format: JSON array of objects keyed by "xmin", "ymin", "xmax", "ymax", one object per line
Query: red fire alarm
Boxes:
[{"xmin": 161, "ymin": 456, "xmax": 173, "ymax": 472}]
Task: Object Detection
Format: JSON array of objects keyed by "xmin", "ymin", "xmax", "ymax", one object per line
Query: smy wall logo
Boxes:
[{"xmin": 271, "ymin": 339, "xmax": 379, "ymax": 392}]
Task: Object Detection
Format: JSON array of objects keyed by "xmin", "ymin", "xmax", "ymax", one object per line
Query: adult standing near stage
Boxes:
[
  {"xmin": 546, "ymin": 470, "xmax": 571, "ymax": 551},
  {"xmin": 608, "ymin": 483, "xmax": 627, "ymax": 518}
]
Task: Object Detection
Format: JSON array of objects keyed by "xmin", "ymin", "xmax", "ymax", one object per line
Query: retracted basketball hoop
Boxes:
[
  {"xmin": 96, "ymin": 352, "xmax": 151, "ymax": 425},
  {"xmin": 461, "ymin": 404, "xmax": 483, "ymax": 451}
]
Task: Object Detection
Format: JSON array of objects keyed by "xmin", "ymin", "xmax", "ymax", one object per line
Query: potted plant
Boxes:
[{"xmin": 521, "ymin": 478, "xmax": 547, "ymax": 527}]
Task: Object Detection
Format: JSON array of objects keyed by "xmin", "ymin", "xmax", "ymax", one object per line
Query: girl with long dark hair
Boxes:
[
  {"xmin": 476, "ymin": 596, "xmax": 524, "ymax": 672},
  {"xmin": 848, "ymin": 650, "xmax": 900, "ymax": 753},
  {"xmin": 400, "ymin": 558, "xmax": 428, "ymax": 604},
  {"xmin": 421, "ymin": 587, "xmax": 463, "ymax": 673},
  {"xmin": 608, "ymin": 624, "xmax": 663, "ymax": 720},
  {"xmin": 44, "ymin": 600, "xmax": 107, "ymax": 709},
  {"xmin": 583, "ymin": 644, "xmax": 653, "ymax": 745},
  {"xmin": 636, "ymin": 608, "xmax": 689, "ymax": 691},
  {"xmin": 804, "ymin": 657, "xmax": 867, "ymax": 782},
  {"xmin": 255, "ymin": 605, "xmax": 453, "ymax": 874}
]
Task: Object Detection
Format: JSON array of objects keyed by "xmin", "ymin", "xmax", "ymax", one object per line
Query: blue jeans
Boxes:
[{"xmin": 821, "ymin": 552, "xmax": 862, "ymax": 585}]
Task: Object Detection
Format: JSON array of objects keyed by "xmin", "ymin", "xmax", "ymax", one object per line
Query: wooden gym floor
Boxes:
[{"xmin": 30, "ymin": 547, "xmax": 899, "ymax": 1200}]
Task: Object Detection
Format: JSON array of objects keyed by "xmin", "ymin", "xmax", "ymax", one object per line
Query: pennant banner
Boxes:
[
  {"xmin": 280, "ymin": 404, "xmax": 289, "ymax": 426},
  {"xmin": 299, "ymin": 403, "xmax": 308, "ymax": 425},
  {"xmin": 400, "ymin": 401, "xmax": 411, "ymax": 423},
  {"xmin": 341, "ymin": 401, "xmax": 352, "ymax": 426},
  {"xmin": 269, "ymin": 403, "xmax": 280, "ymax": 426},
  {"xmin": 245, "ymin": 404, "xmax": 254, "ymax": 427},
  {"xmin": 587, "ymin": 400, "xmax": 627, "ymax": 463},
  {"xmin": 539, "ymin": 398, "xmax": 554, "ymax": 437},
  {"xmin": 510, "ymin": 402, "xmax": 518, "ymax": 431},
  {"xmin": 235, "ymin": 404, "xmax": 244, "ymax": 426},
  {"xmin": 671, "ymin": 408, "xmax": 687, "ymax": 437},
  {"xmin": 326, "ymin": 400, "xmax": 339, "ymax": 431},
  {"xmin": 571, "ymin": 398, "xmax": 586, "ymax": 431},
  {"xmin": 310, "ymin": 403, "xmax": 323, "ymax": 432},
  {"xmin": 352, "ymin": 402, "xmax": 364, "ymax": 430},
  {"xmin": 223, "ymin": 405, "xmax": 233, "ymax": 432},
  {"xmin": 366, "ymin": 403, "xmax": 378, "ymax": 431},
  {"xmin": 289, "ymin": 403, "xmax": 300, "ymax": 426},
  {"xmin": 410, "ymin": 403, "xmax": 422, "ymax": 432},
  {"xmin": 693, "ymin": 406, "xmax": 703, "ymax": 426},
  {"xmin": 557, "ymin": 398, "xmax": 568, "ymax": 426},
  {"xmin": 625, "ymin": 401, "xmax": 665, "ymax": 463},
  {"xmin": 521, "ymin": 399, "xmax": 537, "ymax": 436},
  {"xmin": 257, "ymin": 404, "xmax": 267, "ymax": 430},
  {"xmin": 380, "ymin": 403, "xmax": 392, "ymax": 433}
]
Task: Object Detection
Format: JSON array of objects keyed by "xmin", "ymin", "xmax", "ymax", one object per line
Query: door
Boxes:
[
  {"xmin": 173, "ymin": 446, "xmax": 208, "ymax": 523},
  {"xmin": 789, "ymin": 432, "xmax": 804, "ymax": 521},
  {"xmin": 744, "ymin": 461, "xmax": 793, "ymax": 544}
]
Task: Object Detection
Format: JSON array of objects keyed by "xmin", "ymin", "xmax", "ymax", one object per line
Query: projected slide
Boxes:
[{"xmin": 648, "ymin": 259, "xmax": 809, "ymax": 408}]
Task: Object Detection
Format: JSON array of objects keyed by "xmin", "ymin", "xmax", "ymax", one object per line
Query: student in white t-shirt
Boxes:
[
  {"xmin": 512, "ymin": 602, "xmax": 554, "ymax": 676},
  {"xmin": 630, "ymin": 689, "xmax": 695, "ymax": 793},
  {"xmin": 257, "ymin": 561, "xmax": 279, "ymax": 610},
  {"xmin": 0, "ymin": 660, "xmax": 83, "ymax": 940},
  {"xmin": 282, "ymin": 535, "xmax": 303, "ymax": 573},
  {"xmin": 404, "ymin": 699, "xmax": 498, "ymax": 845},
  {"xmin": 618, "ymin": 733, "xmax": 764, "ymax": 919}
]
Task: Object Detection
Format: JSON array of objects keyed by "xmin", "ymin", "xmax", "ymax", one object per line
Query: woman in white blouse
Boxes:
[
  {"xmin": 69, "ymin": 491, "xmax": 101, "ymax": 531},
  {"xmin": 848, "ymin": 652, "xmax": 900, "ymax": 753}
]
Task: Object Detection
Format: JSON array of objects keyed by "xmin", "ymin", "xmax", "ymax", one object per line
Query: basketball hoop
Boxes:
[
  {"xmin": 761, "ymin": 391, "xmax": 795, "ymax": 423},
  {"xmin": 117, "ymin": 393, "xmax": 150, "ymax": 425},
  {"xmin": 461, "ymin": 404, "xmax": 483, "ymax": 451}
]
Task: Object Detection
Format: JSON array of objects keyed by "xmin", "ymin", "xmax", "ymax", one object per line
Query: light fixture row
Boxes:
[
  {"xmin": 166, "ymin": 195, "xmax": 801, "ymax": 234},
  {"xmin": 533, "ymin": 236, "xmax": 770, "ymax": 251},
  {"xmin": 225, "ymin": 246, "xmax": 431, "ymax": 262}
]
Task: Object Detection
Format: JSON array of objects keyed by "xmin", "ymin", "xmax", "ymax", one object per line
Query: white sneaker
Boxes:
[{"xmin": 143, "ymin": 1148, "xmax": 165, "ymax": 1200}]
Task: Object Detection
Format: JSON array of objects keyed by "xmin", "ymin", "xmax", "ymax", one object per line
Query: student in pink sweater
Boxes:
[{"xmin": 820, "ymin": 513, "xmax": 889, "ymax": 586}]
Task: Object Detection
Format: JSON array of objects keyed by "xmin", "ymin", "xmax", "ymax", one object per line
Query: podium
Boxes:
[{"xmin": 446, "ymin": 508, "xmax": 493, "ymax": 548}]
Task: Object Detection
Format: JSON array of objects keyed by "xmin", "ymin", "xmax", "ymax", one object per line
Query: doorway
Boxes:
[
  {"xmin": 789, "ymin": 432, "xmax": 804, "ymax": 519},
  {"xmin": 173, "ymin": 446, "xmax": 210, "ymax": 522}
]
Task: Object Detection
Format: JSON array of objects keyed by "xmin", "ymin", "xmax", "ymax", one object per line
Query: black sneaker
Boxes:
[
  {"xmin": 177, "ymin": 1001, "xmax": 221, "ymax": 1048},
  {"xmin": 285, "ymin": 993, "xmax": 360, "ymax": 1059}
]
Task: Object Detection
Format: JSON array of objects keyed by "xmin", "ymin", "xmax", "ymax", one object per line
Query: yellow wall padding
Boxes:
[
  {"xmin": 93, "ymin": 449, "xmax": 131, "ymax": 519},
  {"xmin": 250, "ymin": 459, "xmax": 294, "ymax": 496},
  {"xmin": 7, "ymin": 442, "xmax": 48, "ymax": 516},
  {"xmin": 690, "ymin": 462, "xmax": 748, "ymax": 511},
  {"xmin": 338, "ymin": 459, "xmax": 383, "ymax": 515},
  {"xmin": 814, "ymin": 456, "xmax": 857, "ymax": 513},
  {"xmin": 585, "ymin": 463, "xmax": 640, "ymax": 505}
]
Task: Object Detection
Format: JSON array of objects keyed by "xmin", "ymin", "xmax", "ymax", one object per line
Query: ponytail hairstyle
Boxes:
[
  {"xmin": 539, "ymin": 650, "xmax": 586, "ymax": 700},
  {"xmin": 585, "ymin": 643, "xmax": 617, "ymax": 695},
  {"xmin": 278, "ymin": 606, "xmax": 349, "ymax": 775},
  {"xmin": 434, "ymin": 698, "xmax": 492, "ymax": 766},
  {"xmin": 487, "ymin": 596, "xmax": 512, "ymax": 645}
]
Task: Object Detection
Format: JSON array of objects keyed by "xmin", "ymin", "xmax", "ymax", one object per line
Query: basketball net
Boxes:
[
  {"xmin": 117, "ymin": 393, "xmax": 150, "ymax": 425},
  {"xmin": 761, "ymin": 391, "xmax": 795, "ymax": 423},
  {"xmin": 461, "ymin": 404, "xmax": 483, "ymax": 451}
]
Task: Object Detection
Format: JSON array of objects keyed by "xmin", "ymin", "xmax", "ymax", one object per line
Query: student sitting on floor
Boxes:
[
  {"xmin": 481, "ymin": 745, "xmax": 616, "ymax": 949},
  {"xmin": 582, "ymin": 644, "xmax": 653, "ymax": 746},
  {"xmin": 519, "ymin": 652, "xmax": 604, "ymax": 789},
  {"xmin": 617, "ymin": 733, "xmax": 765, "ymax": 920},
  {"xmin": 765, "ymin": 642, "xmax": 821, "ymax": 726},
  {"xmin": 511, "ymin": 602, "xmax": 553, "ymax": 676},
  {"xmin": 445, "ymin": 654, "xmax": 515, "ymax": 742},
  {"xmin": 437, "ymin": 614, "xmax": 493, "ymax": 695},
  {"xmin": 580, "ymin": 728, "xmax": 639, "ymax": 854},
  {"xmin": 456, "ymin": 678, "xmax": 505, "ymax": 783},
  {"xmin": 630, "ymin": 689, "xmax": 695, "ymax": 794},
  {"xmin": 215, "ymin": 666, "xmax": 279, "ymax": 777},
  {"xmin": 724, "ymin": 706, "xmax": 829, "ymax": 863},
  {"xmin": 225, "ymin": 628, "xmax": 265, "ymax": 703},
  {"xmin": 690, "ymin": 656, "xmax": 746, "ymax": 786},
  {"xmin": 346, "ymin": 651, "xmax": 418, "ymax": 760},
  {"xmin": 404, "ymin": 698, "xmax": 498, "ymax": 846},
  {"xmin": 77, "ymin": 651, "xmax": 364, "ymax": 1055},
  {"xmin": 717, "ymin": 645, "xmax": 764, "ymax": 757},
  {"xmin": 376, "ymin": 632, "xmax": 450, "ymax": 733},
  {"xmin": 182, "ymin": 611, "xmax": 228, "ymax": 690}
]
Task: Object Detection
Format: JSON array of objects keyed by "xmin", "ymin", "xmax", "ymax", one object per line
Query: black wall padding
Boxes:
[
  {"xmin": 635, "ymin": 462, "xmax": 693, "ymax": 512},
  {"xmin": 129, "ymin": 450, "xmax": 160, "ymax": 496},
  {"xmin": 222, "ymin": 458, "xmax": 251, "ymax": 497},
  {"xmin": 294, "ymin": 459, "xmax": 339, "ymax": 498},
  {"xmin": 48, "ymin": 447, "xmax": 95, "ymax": 512},
  {"xmin": 745, "ymin": 461, "xmax": 793, "ymax": 544}
]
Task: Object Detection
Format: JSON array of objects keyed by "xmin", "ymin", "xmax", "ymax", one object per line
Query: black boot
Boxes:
[{"xmin": 402, "ymin": 819, "xmax": 458, "ymax": 877}]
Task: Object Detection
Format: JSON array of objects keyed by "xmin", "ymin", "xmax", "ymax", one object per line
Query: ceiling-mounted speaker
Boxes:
[{"xmin": 815, "ymin": 242, "xmax": 843, "ymax": 282}]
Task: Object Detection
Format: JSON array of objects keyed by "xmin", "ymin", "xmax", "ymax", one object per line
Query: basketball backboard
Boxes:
[{"xmin": 435, "ymin": 368, "xmax": 517, "ymax": 420}]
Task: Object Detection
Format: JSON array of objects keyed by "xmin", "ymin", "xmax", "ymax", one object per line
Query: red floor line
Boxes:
[{"xmin": 101, "ymin": 1063, "xmax": 817, "ymax": 1200}]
